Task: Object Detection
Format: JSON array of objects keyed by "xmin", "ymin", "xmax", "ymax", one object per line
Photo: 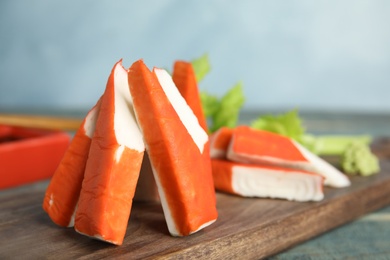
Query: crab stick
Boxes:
[
  {"xmin": 227, "ymin": 126, "xmax": 350, "ymax": 188},
  {"xmin": 172, "ymin": 60, "xmax": 208, "ymax": 131},
  {"xmin": 42, "ymin": 98, "xmax": 101, "ymax": 227},
  {"xmin": 128, "ymin": 60, "xmax": 217, "ymax": 236},
  {"xmin": 209, "ymin": 127, "xmax": 234, "ymax": 159},
  {"xmin": 74, "ymin": 60, "xmax": 145, "ymax": 245},
  {"xmin": 212, "ymin": 159, "xmax": 324, "ymax": 201},
  {"xmin": 134, "ymin": 60, "xmax": 208, "ymax": 202}
]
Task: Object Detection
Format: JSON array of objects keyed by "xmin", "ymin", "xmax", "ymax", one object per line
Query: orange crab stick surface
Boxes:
[
  {"xmin": 209, "ymin": 127, "xmax": 234, "ymax": 159},
  {"xmin": 172, "ymin": 60, "xmax": 208, "ymax": 132},
  {"xmin": 42, "ymin": 99, "xmax": 101, "ymax": 227},
  {"xmin": 128, "ymin": 60, "xmax": 217, "ymax": 236},
  {"xmin": 227, "ymin": 126, "xmax": 350, "ymax": 188},
  {"xmin": 74, "ymin": 61, "xmax": 145, "ymax": 245},
  {"xmin": 228, "ymin": 126, "xmax": 307, "ymax": 163}
]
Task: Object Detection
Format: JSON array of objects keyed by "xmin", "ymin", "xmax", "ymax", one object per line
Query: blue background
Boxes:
[{"xmin": 1, "ymin": 0, "xmax": 389, "ymax": 113}]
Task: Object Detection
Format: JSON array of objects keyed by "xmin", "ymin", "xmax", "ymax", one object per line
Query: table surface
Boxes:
[
  {"xmin": 1, "ymin": 165, "xmax": 390, "ymax": 259},
  {"xmin": 1, "ymin": 109, "xmax": 390, "ymax": 259}
]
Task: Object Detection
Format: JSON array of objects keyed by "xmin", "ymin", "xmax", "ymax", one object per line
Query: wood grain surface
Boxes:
[{"xmin": 1, "ymin": 138, "xmax": 390, "ymax": 259}]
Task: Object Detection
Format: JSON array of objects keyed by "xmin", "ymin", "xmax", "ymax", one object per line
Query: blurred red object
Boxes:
[{"xmin": 0, "ymin": 125, "xmax": 70, "ymax": 189}]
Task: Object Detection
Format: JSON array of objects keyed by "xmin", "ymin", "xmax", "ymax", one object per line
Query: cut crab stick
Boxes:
[
  {"xmin": 128, "ymin": 60, "xmax": 217, "ymax": 236},
  {"xmin": 74, "ymin": 60, "xmax": 145, "ymax": 245},
  {"xmin": 209, "ymin": 127, "xmax": 234, "ymax": 159},
  {"xmin": 172, "ymin": 60, "xmax": 208, "ymax": 131},
  {"xmin": 42, "ymin": 98, "xmax": 101, "ymax": 227},
  {"xmin": 212, "ymin": 159, "xmax": 324, "ymax": 201},
  {"xmin": 227, "ymin": 126, "xmax": 350, "ymax": 188}
]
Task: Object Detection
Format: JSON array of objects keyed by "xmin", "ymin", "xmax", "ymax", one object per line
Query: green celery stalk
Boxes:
[{"xmin": 306, "ymin": 135, "xmax": 372, "ymax": 156}]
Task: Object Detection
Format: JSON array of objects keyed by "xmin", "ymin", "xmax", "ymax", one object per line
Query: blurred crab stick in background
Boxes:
[
  {"xmin": 74, "ymin": 61, "xmax": 145, "ymax": 245},
  {"xmin": 171, "ymin": 60, "xmax": 216, "ymax": 210},
  {"xmin": 227, "ymin": 126, "xmax": 351, "ymax": 188},
  {"xmin": 212, "ymin": 159, "xmax": 324, "ymax": 202},
  {"xmin": 172, "ymin": 60, "xmax": 208, "ymax": 132},
  {"xmin": 42, "ymin": 99, "xmax": 101, "ymax": 227},
  {"xmin": 209, "ymin": 127, "xmax": 234, "ymax": 159},
  {"xmin": 128, "ymin": 60, "xmax": 217, "ymax": 236}
]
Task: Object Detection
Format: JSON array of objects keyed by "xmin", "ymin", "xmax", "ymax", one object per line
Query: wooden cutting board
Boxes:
[{"xmin": 1, "ymin": 138, "xmax": 390, "ymax": 259}]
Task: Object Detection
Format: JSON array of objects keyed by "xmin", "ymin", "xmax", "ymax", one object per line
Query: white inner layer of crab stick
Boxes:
[
  {"xmin": 114, "ymin": 65, "xmax": 144, "ymax": 154},
  {"xmin": 154, "ymin": 68, "xmax": 208, "ymax": 153},
  {"xmin": 149, "ymin": 163, "xmax": 177, "ymax": 235},
  {"xmin": 229, "ymin": 148, "xmax": 350, "ymax": 188},
  {"xmin": 84, "ymin": 105, "xmax": 100, "ymax": 138},
  {"xmin": 293, "ymin": 141, "xmax": 351, "ymax": 188},
  {"xmin": 232, "ymin": 165, "xmax": 324, "ymax": 201},
  {"xmin": 152, "ymin": 68, "xmax": 212, "ymax": 236}
]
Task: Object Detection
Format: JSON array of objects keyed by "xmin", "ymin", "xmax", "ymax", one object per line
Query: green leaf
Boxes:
[
  {"xmin": 191, "ymin": 53, "xmax": 211, "ymax": 82},
  {"xmin": 308, "ymin": 135, "xmax": 372, "ymax": 155},
  {"xmin": 219, "ymin": 81, "xmax": 245, "ymax": 110},
  {"xmin": 250, "ymin": 109, "xmax": 305, "ymax": 141},
  {"xmin": 209, "ymin": 82, "xmax": 245, "ymax": 133},
  {"xmin": 200, "ymin": 92, "xmax": 219, "ymax": 117}
]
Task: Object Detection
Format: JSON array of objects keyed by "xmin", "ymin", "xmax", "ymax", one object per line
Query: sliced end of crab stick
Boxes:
[
  {"xmin": 172, "ymin": 60, "xmax": 208, "ymax": 132},
  {"xmin": 212, "ymin": 159, "xmax": 324, "ymax": 202},
  {"xmin": 128, "ymin": 60, "xmax": 217, "ymax": 236},
  {"xmin": 293, "ymin": 141, "xmax": 350, "ymax": 188},
  {"xmin": 227, "ymin": 126, "xmax": 350, "ymax": 188},
  {"xmin": 42, "ymin": 99, "xmax": 101, "ymax": 227},
  {"xmin": 209, "ymin": 127, "xmax": 234, "ymax": 159},
  {"xmin": 74, "ymin": 60, "xmax": 145, "ymax": 245}
]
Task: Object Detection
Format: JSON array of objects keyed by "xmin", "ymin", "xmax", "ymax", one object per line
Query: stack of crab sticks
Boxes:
[
  {"xmin": 210, "ymin": 126, "xmax": 350, "ymax": 202},
  {"xmin": 43, "ymin": 56, "xmax": 351, "ymax": 246},
  {"xmin": 43, "ymin": 59, "xmax": 217, "ymax": 245}
]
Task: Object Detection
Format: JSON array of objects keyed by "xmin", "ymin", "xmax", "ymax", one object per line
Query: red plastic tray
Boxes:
[{"xmin": 0, "ymin": 125, "xmax": 70, "ymax": 189}]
